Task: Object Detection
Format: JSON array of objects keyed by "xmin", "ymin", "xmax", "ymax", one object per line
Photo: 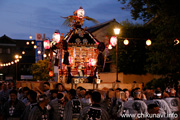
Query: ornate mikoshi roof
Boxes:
[{"xmin": 64, "ymin": 27, "xmax": 100, "ymax": 46}]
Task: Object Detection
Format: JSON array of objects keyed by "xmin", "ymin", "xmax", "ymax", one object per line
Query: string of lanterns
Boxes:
[
  {"xmin": 0, "ymin": 55, "xmax": 21, "ymax": 67},
  {"xmin": 0, "ymin": 41, "xmax": 38, "ymax": 67},
  {"xmin": 0, "ymin": 37, "xmax": 179, "ymax": 67},
  {"xmin": 108, "ymin": 37, "xmax": 153, "ymax": 50}
]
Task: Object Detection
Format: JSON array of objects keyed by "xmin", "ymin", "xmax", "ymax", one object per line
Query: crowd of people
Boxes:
[{"xmin": 0, "ymin": 81, "xmax": 179, "ymax": 120}]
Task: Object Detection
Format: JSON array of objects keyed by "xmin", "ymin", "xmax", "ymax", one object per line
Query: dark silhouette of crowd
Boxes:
[{"xmin": 0, "ymin": 81, "xmax": 179, "ymax": 120}]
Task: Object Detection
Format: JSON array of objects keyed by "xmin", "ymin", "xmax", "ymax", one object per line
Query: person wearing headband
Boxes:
[
  {"xmin": 49, "ymin": 93, "xmax": 66, "ymax": 120},
  {"xmin": 28, "ymin": 94, "xmax": 50, "ymax": 120},
  {"xmin": 152, "ymin": 90, "xmax": 173, "ymax": 119},
  {"xmin": 122, "ymin": 91, "xmax": 148, "ymax": 120}
]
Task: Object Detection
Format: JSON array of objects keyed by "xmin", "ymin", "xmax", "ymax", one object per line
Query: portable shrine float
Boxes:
[{"xmin": 46, "ymin": 7, "xmax": 106, "ymax": 83}]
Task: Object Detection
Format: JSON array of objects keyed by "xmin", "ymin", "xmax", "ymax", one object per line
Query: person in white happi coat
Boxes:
[
  {"xmin": 123, "ymin": 91, "xmax": 148, "ymax": 120},
  {"xmin": 164, "ymin": 88, "xmax": 179, "ymax": 117},
  {"xmin": 147, "ymin": 90, "xmax": 173, "ymax": 120}
]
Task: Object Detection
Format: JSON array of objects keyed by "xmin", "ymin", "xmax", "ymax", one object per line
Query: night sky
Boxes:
[{"xmin": 0, "ymin": 0, "xmax": 143, "ymax": 40}]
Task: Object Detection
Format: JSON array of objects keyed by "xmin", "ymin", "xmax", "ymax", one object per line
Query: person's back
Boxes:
[
  {"xmin": 49, "ymin": 93, "xmax": 66, "ymax": 120},
  {"xmin": 28, "ymin": 94, "xmax": 49, "ymax": 120},
  {"xmin": 123, "ymin": 91, "xmax": 148, "ymax": 120},
  {"xmin": 153, "ymin": 91, "xmax": 172, "ymax": 115},
  {"xmin": 28, "ymin": 104, "xmax": 48, "ymax": 120},
  {"xmin": 64, "ymin": 89, "xmax": 82, "ymax": 120},
  {"xmin": 164, "ymin": 88, "xmax": 179, "ymax": 115},
  {"xmin": 164, "ymin": 97, "xmax": 179, "ymax": 113},
  {"xmin": 21, "ymin": 90, "xmax": 37, "ymax": 120},
  {"xmin": 151, "ymin": 90, "xmax": 174, "ymax": 120},
  {"xmin": 79, "ymin": 91, "xmax": 109, "ymax": 120},
  {"xmin": 124, "ymin": 99, "xmax": 148, "ymax": 114}
]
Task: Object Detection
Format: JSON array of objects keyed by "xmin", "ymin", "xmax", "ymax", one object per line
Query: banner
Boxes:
[{"xmin": 35, "ymin": 41, "xmax": 43, "ymax": 63}]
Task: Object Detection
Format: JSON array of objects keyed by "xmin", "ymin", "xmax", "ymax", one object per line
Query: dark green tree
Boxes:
[
  {"xmin": 118, "ymin": 0, "xmax": 180, "ymax": 71},
  {"xmin": 31, "ymin": 59, "xmax": 53, "ymax": 81},
  {"xmin": 118, "ymin": 0, "xmax": 180, "ymax": 89}
]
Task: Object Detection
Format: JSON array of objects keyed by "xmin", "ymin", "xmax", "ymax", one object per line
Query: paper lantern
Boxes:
[
  {"xmin": 110, "ymin": 36, "xmax": 117, "ymax": 46},
  {"xmin": 146, "ymin": 39, "xmax": 152, "ymax": 46},
  {"xmin": 123, "ymin": 39, "xmax": 129, "ymax": 45},
  {"xmin": 44, "ymin": 40, "xmax": 51, "ymax": 49},
  {"xmin": 52, "ymin": 31, "xmax": 61, "ymax": 43},
  {"xmin": 89, "ymin": 58, "xmax": 96, "ymax": 66},
  {"xmin": 174, "ymin": 38, "xmax": 179, "ymax": 45},
  {"xmin": 49, "ymin": 71, "xmax": 53, "ymax": 77},
  {"xmin": 77, "ymin": 7, "xmax": 85, "ymax": 18}
]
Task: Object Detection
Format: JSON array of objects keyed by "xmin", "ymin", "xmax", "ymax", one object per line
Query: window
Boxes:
[{"xmin": 6, "ymin": 48, "xmax": 11, "ymax": 54}]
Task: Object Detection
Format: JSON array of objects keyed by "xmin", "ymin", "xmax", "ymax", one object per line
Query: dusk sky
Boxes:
[{"xmin": 0, "ymin": 0, "xmax": 143, "ymax": 40}]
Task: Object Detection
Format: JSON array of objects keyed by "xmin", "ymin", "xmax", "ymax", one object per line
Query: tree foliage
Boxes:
[
  {"xmin": 145, "ymin": 73, "xmax": 179, "ymax": 91},
  {"xmin": 31, "ymin": 59, "xmax": 52, "ymax": 81},
  {"xmin": 118, "ymin": 0, "xmax": 180, "ymax": 76}
]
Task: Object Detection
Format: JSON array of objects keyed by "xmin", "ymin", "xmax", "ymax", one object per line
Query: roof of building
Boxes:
[
  {"xmin": 86, "ymin": 19, "xmax": 119, "ymax": 33},
  {"xmin": 0, "ymin": 34, "xmax": 16, "ymax": 44}
]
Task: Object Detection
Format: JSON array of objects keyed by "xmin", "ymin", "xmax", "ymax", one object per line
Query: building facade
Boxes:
[{"xmin": 0, "ymin": 35, "xmax": 37, "ymax": 81}]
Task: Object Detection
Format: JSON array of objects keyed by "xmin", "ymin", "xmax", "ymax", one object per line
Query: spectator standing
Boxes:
[{"xmin": 55, "ymin": 83, "xmax": 67, "ymax": 94}]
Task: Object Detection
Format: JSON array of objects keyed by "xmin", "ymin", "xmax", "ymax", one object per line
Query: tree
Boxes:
[
  {"xmin": 118, "ymin": 0, "xmax": 180, "ymax": 89},
  {"xmin": 31, "ymin": 59, "xmax": 53, "ymax": 81}
]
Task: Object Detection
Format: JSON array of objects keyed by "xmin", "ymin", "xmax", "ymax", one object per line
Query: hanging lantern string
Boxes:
[{"xmin": 0, "ymin": 40, "xmax": 38, "ymax": 67}]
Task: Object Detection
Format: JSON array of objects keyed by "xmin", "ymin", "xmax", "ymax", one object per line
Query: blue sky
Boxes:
[{"xmin": 0, "ymin": 0, "xmax": 143, "ymax": 40}]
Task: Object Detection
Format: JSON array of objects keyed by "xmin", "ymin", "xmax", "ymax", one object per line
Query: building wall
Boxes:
[
  {"xmin": 0, "ymin": 35, "xmax": 36, "ymax": 80},
  {"xmin": 99, "ymin": 72, "xmax": 162, "ymax": 84}
]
